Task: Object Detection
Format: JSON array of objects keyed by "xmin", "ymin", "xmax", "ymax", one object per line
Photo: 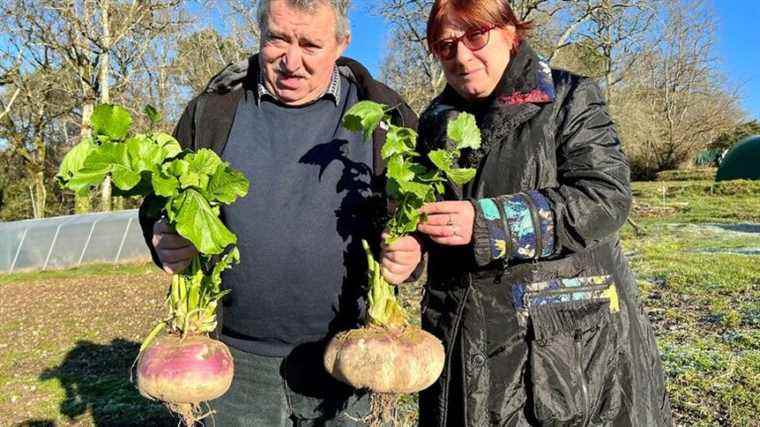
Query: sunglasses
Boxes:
[{"xmin": 431, "ymin": 25, "xmax": 496, "ymax": 60}]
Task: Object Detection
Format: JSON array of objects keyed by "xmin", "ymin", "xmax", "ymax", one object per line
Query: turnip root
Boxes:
[
  {"xmin": 324, "ymin": 325, "xmax": 444, "ymax": 394},
  {"xmin": 57, "ymin": 104, "xmax": 249, "ymax": 426},
  {"xmin": 136, "ymin": 335, "xmax": 234, "ymax": 424},
  {"xmin": 325, "ymin": 101, "xmax": 480, "ymax": 425},
  {"xmin": 324, "ymin": 241, "xmax": 445, "ymax": 425},
  {"xmin": 132, "ymin": 254, "xmax": 239, "ymax": 425}
]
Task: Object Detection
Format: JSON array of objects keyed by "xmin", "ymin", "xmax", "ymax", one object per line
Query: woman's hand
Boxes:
[
  {"xmin": 417, "ymin": 201, "xmax": 475, "ymax": 246},
  {"xmin": 380, "ymin": 233, "xmax": 423, "ymax": 284}
]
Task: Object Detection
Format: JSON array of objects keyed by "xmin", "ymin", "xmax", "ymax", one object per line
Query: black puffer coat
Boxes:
[{"xmin": 416, "ymin": 43, "xmax": 672, "ymax": 426}]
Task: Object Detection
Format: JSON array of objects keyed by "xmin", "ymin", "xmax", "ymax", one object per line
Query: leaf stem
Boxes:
[{"xmin": 362, "ymin": 240, "xmax": 407, "ymax": 329}]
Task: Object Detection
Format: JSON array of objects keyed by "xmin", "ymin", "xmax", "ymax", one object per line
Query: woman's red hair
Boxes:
[{"xmin": 426, "ymin": 0, "xmax": 532, "ymax": 55}]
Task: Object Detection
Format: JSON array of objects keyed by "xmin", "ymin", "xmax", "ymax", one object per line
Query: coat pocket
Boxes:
[{"xmin": 515, "ymin": 276, "xmax": 622, "ymax": 424}]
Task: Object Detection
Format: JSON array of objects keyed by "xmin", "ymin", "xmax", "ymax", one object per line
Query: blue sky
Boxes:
[
  {"xmin": 342, "ymin": 1, "xmax": 388, "ymax": 76},
  {"xmin": 715, "ymin": 2, "xmax": 760, "ymax": 120},
  {"xmin": 343, "ymin": 0, "xmax": 760, "ymax": 121}
]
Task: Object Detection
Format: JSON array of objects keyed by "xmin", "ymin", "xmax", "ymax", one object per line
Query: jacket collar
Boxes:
[{"xmin": 491, "ymin": 41, "xmax": 555, "ymax": 107}]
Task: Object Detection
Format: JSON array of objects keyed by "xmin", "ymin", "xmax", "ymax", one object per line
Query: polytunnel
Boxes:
[{"xmin": 0, "ymin": 209, "xmax": 151, "ymax": 273}]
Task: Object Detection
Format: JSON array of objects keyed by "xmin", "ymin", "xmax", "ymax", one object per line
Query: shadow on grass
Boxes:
[{"xmin": 39, "ymin": 339, "xmax": 175, "ymax": 426}]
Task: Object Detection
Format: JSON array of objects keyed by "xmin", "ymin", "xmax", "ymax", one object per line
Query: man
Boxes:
[{"xmin": 138, "ymin": 0, "xmax": 422, "ymax": 425}]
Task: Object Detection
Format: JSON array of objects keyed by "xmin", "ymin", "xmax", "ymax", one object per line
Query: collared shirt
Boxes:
[{"xmin": 257, "ymin": 66, "xmax": 341, "ymax": 106}]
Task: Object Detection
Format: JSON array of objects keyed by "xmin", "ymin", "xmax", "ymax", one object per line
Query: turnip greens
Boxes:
[
  {"xmin": 57, "ymin": 104, "xmax": 249, "ymax": 350},
  {"xmin": 341, "ymin": 101, "xmax": 481, "ymax": 327}
]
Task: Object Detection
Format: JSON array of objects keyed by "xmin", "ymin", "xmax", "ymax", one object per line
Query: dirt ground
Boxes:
[{"xmin": 0, "ymin": 265, "xmax": 177, "ymax": 426}]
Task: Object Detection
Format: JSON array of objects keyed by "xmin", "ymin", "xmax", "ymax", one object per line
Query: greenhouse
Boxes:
[{"xmin": 0, "ymin": 210, "xmax": 151, "ymax": 274}]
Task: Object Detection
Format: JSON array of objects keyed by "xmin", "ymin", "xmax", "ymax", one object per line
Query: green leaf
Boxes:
[
  {"xmin": 415, "ymin": 169, "xmax": 442, "ymax": 183},
  {"xmin": 64, "ymin": 169, "xmax": 110, "ymax": 195},
  {"xmin": 153, "ymin": 133, "xmax": 182, "ymax": 159},
  {"xmin": 398, "ymin": 180, "xmax": 431, "ymax": 201},
  {"xmin": 447, "ymin": 112, "xmax": 481, "ymax": 150},
  {"xmin": 428, "ymin": 149, "xmax": 453, "ymax": 172},
  {"xmin": 186, "ymin": 149, "xmax": 223, "ymax": 176},
  {"xmin": 446, "ymin": 167, "xmax": 477, "ymax": 185},
  {"xmin": 388, "ymin": 212, "xmax": 418, "ymax": 235},
  {"xmin": 164, "ymin": 197, "xmax": 178, "ymax": 223},
  {"xmin": 342, "ymin": 100, "xmax": 386, "ymax": 141},
  {"xmin": 210, "ymin": 248, "xmax": 240, "ymax": 292},
  {"xmin": 171, "ymin": 189, "xmax": 237, "ymax": 255},
  {"xmin": 126, "ymin": 135, "xmax": 163, "ymax": 173},
  {"xmin": 387, "ymin": 155, "xmax": 415, "ymax": 183},
  {"xmin": 92, "ymin": 104, "xmax": 132, "ymax": 141},
  {"xmin": 81, "ymin": 142, "xmax": 128, "ymax": 173},
  {"xmin": 111, "ymin": 165, "xmax": 142, "ymax": 190},
  {"xmin": 164, "ymin": 159, "xmax": 189, "ymax": 178},
  {"xmin": 205, "ymin": 164, "xmax": 250, "ymax": 204},
  {"xmin": 381, "ymin": 125, "xmax": 417, "ymax": 159},
  {"xmin": 151, "ymin": 173, "xmax": 179, "ymax": 197},
  {"xmin": 385, "ymin": 179, "xmax": 401, "ymax": 200},
  {"xmin": 57, "ymin": 138, "xmax": 95, "ymax": 186},
  {"xmin": 380, "ymin": 135, "xmax": 409, "ymax": 160},
  {"xmin": 144, "ymin": 105, "xmax": 161, "ymax": 125},
  {"xmin": 179, "ymin": 171, "xmax": 209, "ymax": 191},
  {"xmin": 64, "ymin": 142, "xmax": 129, "ymax": 192}
]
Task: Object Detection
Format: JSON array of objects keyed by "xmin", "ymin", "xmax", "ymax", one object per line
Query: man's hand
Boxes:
[
  {"xmin": 152, "ymin": 218, "xmax": 199, "ymax": 274},
  {"xmin": 380, "ymin": 233, "xmax": 422, "ymax": 285},
  {"xmin": 417, "ymin": 201, "xmax": 475, "ymax": 246}
]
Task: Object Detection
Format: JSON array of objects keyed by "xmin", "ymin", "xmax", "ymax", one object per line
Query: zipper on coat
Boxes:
[
  {"xmin": 574, "ymin": 329, "xmax": 591, "ymax": 425},
  {"xmin": 521, "ymin": 193, "xmax": 543, "ymax": 258},
  {"xmin": 440, "ymin": 280, "xmax": 472, "ymax": 427},
  {"xmin": 528, "ymin": 284, "xmax": 611, "ymax": 298}
]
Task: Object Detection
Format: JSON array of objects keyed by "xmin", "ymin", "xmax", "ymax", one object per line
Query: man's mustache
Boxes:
[{"xmin": 276, "ymin": 70, "xmax": 308, "ymax": 79}]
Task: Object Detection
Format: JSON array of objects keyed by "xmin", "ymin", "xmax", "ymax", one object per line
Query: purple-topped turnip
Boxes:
[{"xmin": 58, "ymin": 104, "xmax": 249, "ymax": 425}]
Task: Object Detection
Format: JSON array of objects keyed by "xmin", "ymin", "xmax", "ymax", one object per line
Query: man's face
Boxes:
[{"xmin": 260, "ymin": 0, "xmax": 349, "ymax": 106}]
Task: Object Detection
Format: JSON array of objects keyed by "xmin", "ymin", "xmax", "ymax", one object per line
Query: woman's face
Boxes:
[{"xmin": 435, "ymin": 18, "xmax": 516, "ymax": 101}]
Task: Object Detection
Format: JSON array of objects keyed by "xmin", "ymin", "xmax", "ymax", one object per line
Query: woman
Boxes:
[{"xmin": 411, "ymin": 0, "xmax": 673, "ymax": 425}]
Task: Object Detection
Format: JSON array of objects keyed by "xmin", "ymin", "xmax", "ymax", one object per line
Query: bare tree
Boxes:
[
  {"xmin": 373, "ymin": 0, "xmax": 442, "ymax": 111},
  {"xmin": 172, "ymin": 28, "xmax": 251, "ymax": 94},
  {"xmin": 583, "ymin": 0, "xmax": 657, "ymax": 102},
  {"xmin": 0, "ymin": 52, "xmax": 24, "ymax": 123},
  {"xmin": 0, "ymin": 65, "xmax": 76, "ymax": 218},
  {"xmin": 380, "ymin": 28, "xmax": 445, "ymax": 113},
  {"xmin": 1, "ymin": 0, "xmax": 185, "ymax": 212},
  {"xmin": 131, "ymin": 0, "xmax": 257, "ymax": 122},
  {"xmin": 375, "ymin": 0, "xmax": 658, "ymax": 109},
  {"xmin": 612, "ymin": 0, "xmax": 742, "ymax": 177}
]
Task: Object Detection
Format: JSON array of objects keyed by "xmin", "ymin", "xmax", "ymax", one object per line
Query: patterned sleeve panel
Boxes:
[{"xmin": 472, "ymin": 191, "xmax": 556, "ymax": 267}]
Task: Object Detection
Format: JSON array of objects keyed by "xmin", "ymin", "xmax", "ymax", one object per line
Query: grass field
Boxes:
[{"xmin": 1, "ymin": 179, "xmax": 758, "ymax": 426}]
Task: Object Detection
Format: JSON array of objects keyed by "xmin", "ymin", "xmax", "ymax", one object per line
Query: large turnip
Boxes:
[
  {"xmin": 58, "ymin": 104, "xmax": 249, "ymax": 425},
  {"xmin": 324, "ymin": 101, "xmax": 480, "ymax": 425}
]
